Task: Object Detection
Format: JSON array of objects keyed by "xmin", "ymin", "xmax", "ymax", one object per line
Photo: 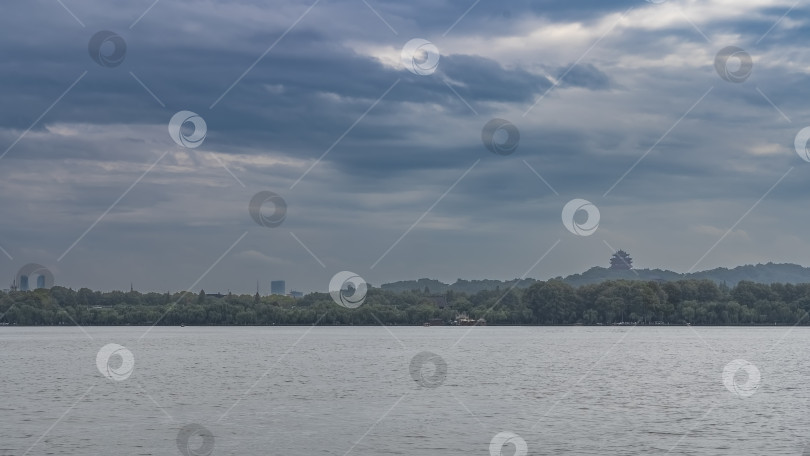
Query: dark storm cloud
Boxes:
[
  {"xmin": 0, "ymin": 27, "xmax": 561, "ymax": 156},
  {"xmin": 556, "ymin": 63, "xmax": 610, "ymax": 90},
  {"xmin": 356, "ymin": 0, "xmax": 640, "ymax": 35},
  {"xmin": 1, "ymin": 0, "xmax": 810, "ymax": 292},
  {"xmin": 440, "ymin": 54, "xmax": 553, "ymax": 101}
]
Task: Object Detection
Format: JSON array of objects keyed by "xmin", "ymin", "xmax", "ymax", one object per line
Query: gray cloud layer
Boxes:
[{"xmin": 1, "ymin": 0, "xmax": 809, "ymax": 293}]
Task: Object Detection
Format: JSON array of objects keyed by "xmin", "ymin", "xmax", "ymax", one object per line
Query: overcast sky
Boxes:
[{"xmin": 1, "ymin": 0, "xmax": 809, "ymax": 294}]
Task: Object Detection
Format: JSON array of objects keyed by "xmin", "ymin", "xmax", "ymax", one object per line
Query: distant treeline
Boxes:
[
  {"xmin": 2, "ymin": 278, "xmax": 810, "ymax": 326},
  {"xmin": 382, "ymin": 263, "xmax": 810, "ymax": 292}
]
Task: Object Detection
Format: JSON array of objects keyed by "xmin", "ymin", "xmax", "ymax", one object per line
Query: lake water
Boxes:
[{"xmin": 1, "ymin": 326, "xmax": 809, "ymax": 456}]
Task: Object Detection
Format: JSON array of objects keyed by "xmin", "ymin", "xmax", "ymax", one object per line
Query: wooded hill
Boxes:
[{"xmin": 381, "ymin": 262, "xmax": 810, "ymax": 293}]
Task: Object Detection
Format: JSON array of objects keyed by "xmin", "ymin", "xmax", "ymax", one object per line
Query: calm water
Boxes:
[{"xmin": 1, "ymin": 326, "xmax": 809, "ymax": 456}]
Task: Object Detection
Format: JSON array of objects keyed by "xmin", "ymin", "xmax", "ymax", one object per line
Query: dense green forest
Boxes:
[{"xmin": 3, "ymin": 278, "xmax": 810, "ymax": 326}]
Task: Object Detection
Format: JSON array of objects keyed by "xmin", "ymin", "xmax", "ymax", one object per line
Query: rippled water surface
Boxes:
[{"xmin": 2, "ymin": 326, "xmax": 809, "ymax": 455}]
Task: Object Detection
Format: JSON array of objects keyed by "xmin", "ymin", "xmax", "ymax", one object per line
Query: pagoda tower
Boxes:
[{"xmin": 609, "ymin": 250, "xmax": 633, "ymax": 270}]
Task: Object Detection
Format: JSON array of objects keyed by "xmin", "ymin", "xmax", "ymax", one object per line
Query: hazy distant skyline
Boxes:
[{"xmin": 2, "ymin": 0, "xmax": 809, "ymax": 293}]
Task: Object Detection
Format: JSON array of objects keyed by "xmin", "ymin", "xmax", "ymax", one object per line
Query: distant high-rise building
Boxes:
[
  {"xmin": 271, "ymin": 280, "xmax": 286, "ymax": 295},
  {"xmin": 18, "ymin": 274, "xmax": 48, "ymax": 291},
  {"xmin": 15, "ymin": 264, "xmax": 54, "ymax": 291}
]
